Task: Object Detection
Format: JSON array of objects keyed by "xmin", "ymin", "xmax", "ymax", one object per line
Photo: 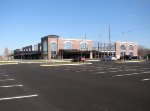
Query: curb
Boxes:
[
  {"xmin": 0, "ymin": 63, "xmax": 19, "ymax": 65},
  {"xmin": 40, "ymin": 63, "xmax": 92, "ymax": 66}
]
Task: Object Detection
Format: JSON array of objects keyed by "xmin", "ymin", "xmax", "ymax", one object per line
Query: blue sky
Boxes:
[{"xmin": 0, "ymin": 0, "xmax": 150, "ymax": 55}]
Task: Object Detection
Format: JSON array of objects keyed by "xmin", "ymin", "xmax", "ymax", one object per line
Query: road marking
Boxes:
[
  {"xmin": 108, "ymin": 68, "xmax": 119, "ymax": 70},
  {"xmin": 124, "ymin": 69, "xmax": 137, "ymax": 71},
  {"xmin": 93, "ymin": 72, "xmax": 106, "ymax": 74},
  {"xmin": 142, "ymin": 71, "xmax": 150, "ymax": 74},
  {"xmin": 0, "ymin": 79, "xmax": 15, "ymax": 82},
  {"xmin": 0, "ymin": 94, "xmax": 38, "ymax": 101},
  {"xmin": 88, "ymin": 70, "xmax": 95, "ymax": 71},
  {"xmin": 109, "ymin": 71, "xmax": 118, "ymax": 72},
  {"xmin": 0, "ymin": 75, "xmax": 8, "ymax": 77},
  {"xmin": 112, "ymin": 74, "xmax": 125, "ymax": 77},
  {"xmin": 113, "ymin": 71, "xmax": 150, "ymax": 77},
  {"xmin": 0, "ymin": 73, "xmax": 4, "ymax": 74},
  {"xmin": 126, "ymin": 73, "xmax": 139, "ymax": 75},
  {"xmin": 76, "ymin": 70, "xmax": 87, "ymax": 72},
  {"xmin": 96, "ymin": 67, "xmax": 103, "ymax": 68},
  {"xmin": 64, "ymin": 69, "xmax": 71, "ymax": 70},
  {"xmin": 141, "ymin": 68, "xmax": 149, "ymax": 69},
  {"xmin": 141, "ymin": 78, "xmax": 150, "ymax": 81},
  {"xmin": 0, "ymin": 85, "xmax": 23, "ymax": 88},
  {"xmin": 112, "ymin": 73, "xmax": 139, "ymax": 77},
  {"xmin": 96, "ymin": 69, "xmax": 104, "ymax": 70}
]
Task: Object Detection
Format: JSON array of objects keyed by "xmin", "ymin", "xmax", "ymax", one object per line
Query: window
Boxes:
[
  {"xmin": 129, "ymin": 52, "xmax": 133, "ymax": 56},
  {"xmin": 120, "ymin": 44, "xmax": 125, "ymax": 50},
  {"xmin": 129, "ymin": 45, "xmax": 133, "ymax": 50},
  {"xmin": 51, "ymin": 42, "xmax": 57, "ymax": 58},
  {"xmin": 43, "ymin": 40, "xmax": 48, "ymax": 52},
  {"xmin": 64, "ymin": 42, "xmax": 72, "ymax": 49},
  {"xmin": 80, "ymin": 42, "xmax": 88, "ymax": 50},
  {"xmin": 51, "ymin": 42, "xmax": 57, "ymax": 51}
]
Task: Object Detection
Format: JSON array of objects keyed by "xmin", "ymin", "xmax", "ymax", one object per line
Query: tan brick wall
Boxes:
[{"xmin": 116, "ymin": 41, "xmax": 138, "ymax": 59}]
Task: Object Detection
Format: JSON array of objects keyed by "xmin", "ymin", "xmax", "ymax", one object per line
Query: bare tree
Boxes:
[{"xmin": 138, "ymin": 45, "xmax": 150, "ymax": 59}]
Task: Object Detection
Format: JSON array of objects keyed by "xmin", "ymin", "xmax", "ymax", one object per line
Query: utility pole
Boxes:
[
  {"xmin": 122, "ymin": 31, "xmax": 131, "ymax": 56},
  {"xmin": 98, "ymin": 41, "xmax": 99, "ymax": 58},
  {"xmin": 109, "ymin": 24, "xmax": 111, "ymax": 43},
  {"xmin": 98, "ymin": 34, "xmax": 101, "ymax": 58},
  {"xmin": 85, "ymin": 33, "xmax": 86, "ymax": 40},
  {"xmin": 100, "ymin": 34, "xmax": 102, "ymax": 58},
  {"xmin": 104, "ymin": 43, "xmax": 106, "ymax": 58},
  {"xmin": 109, "ymin": 24, "xmax": 111, "ymax": 56}
]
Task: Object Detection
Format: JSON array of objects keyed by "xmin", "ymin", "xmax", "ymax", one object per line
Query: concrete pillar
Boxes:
[{"xmin": 90, "ymin": 52, "xmax": 93, "ymax": 59}]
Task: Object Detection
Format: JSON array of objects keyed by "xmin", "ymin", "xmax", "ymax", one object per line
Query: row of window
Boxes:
[
  {"xmin": 120, "ymin": 44, "xmax": 134, "ymax": 51},
  {"xmin": 43, "ymin": 41, "xmax": 89, "ymax": 51}
]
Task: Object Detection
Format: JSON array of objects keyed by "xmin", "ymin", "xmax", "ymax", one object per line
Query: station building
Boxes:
[
  {"xmin": 14, "ymin": 35, "xmax": 138, "ymax": 60},
  {"xmin": 115, "ymin": 41, "xmax": 138, "ymax": 59}
]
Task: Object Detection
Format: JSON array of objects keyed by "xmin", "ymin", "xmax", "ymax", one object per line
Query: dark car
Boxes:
[
  {"xmin": 120, "ymin": 55, "xmax": 132, "ymax": 60},
  {"xmin": 132, "ymin": 56, "xmax": 140, "ymax": 60}
]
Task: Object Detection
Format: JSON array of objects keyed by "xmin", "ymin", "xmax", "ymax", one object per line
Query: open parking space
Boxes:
[
  {"xmin": 54, "ymin": 62, "xmax": 150, "ymax": 83},
  {"xmin": 0, "ymin": 62, "xmax": 150, "ymax": 111},
  {"xmin": 0, "ymin": 66, "xmax": 60, "ymax": 111}
]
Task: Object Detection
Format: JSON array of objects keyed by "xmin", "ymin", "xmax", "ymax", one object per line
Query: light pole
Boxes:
[{"xmin": 122, "ymin": 31, "xmax": 131, "ymax": 56}]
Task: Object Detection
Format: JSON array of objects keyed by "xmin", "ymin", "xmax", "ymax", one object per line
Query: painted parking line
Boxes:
[
  {"xmin": 141, "ymin": 78, "xmax": 150, "ymax": 81},
  {"xmin": 0, "ymin": 85, "xmax": 23, "ymax": 88},
  {"xmin": 0, "ymin": 79, "xmax": 15, "ymax": 82},
  {"xmin": 96, "ymin": 67, "xmax": 103, "ymax": 68},
  {"xmin": 92, "ymin": 72, "xmax": 106, "ymax": 74},
  {"xmin": 64, "ymin": 69, "xmax": 71, "ymax": 70},
  {"xmin": 112, "ymin": 74, "xmax": 126, "ymax": 77},
  {"xmin": 142, "ymin": 71, "xmax": 150, "ymax": 74},
  {"xmin": 112, "ymin": 73, "xmax": 139, "ymax": 77},
  {"xmin": 96, "ymin": 69, "xmax": 104, "ymax": 70},
  {"xmin": 88, "ymin": 70, "xmax": 95, "ymax": 72},
  {"xmin": 0, "ymin": 94, "xmax": 38, "ymax": 101},
  {"xmin": 108, "ymin": 71, "xmax": 118, "ymax": 72},
  {"xmin": 117, "ymin": 70, "xmax": 124, "ymax": 71},
  {"xmin": 76, "ymin": 70, "xmax": 87, "ymax": 72},
  {"xmin": 2, "ymin": 75, "xmax": 9, "ymax": 76},
  {"xmin": 112, "ymin": 71, "xmax": 150, "ymax": 77},
  {"xmin": 126, "ymin": 73, "xmax": 139, "ymax": 76},
  {"xmin": 124, "ymin": 69, "xmax": 137, "ymax": 71},
  {"xmin": 107, "ymin": 68, "xmax": 119, "ymax": 70},
  {"xmin": 141, "ymin": 68, "xmax": 150, "ymax": 70}
]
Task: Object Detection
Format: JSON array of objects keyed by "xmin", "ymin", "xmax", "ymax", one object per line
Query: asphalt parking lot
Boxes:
[{"xmin": 0, "ymin": 61, "xmax": 150, "ymax": 111}]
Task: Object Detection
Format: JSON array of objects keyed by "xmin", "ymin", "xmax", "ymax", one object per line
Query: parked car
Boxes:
[
  {"xmin": 120, "ymin": 55, "xmax": 132, "ymax": 60},
  {"xmin": 111, "ymin": 56, "xmax": 117, "ymax": 61},
  {"xmin": 102, "ymin": 56, "xmax": 117, "ymax": 61},
  {"xmin": 72, "ymin": 56, "xmax": 86, "ymax": 62},
  {"xmin": 132, "ymin": 56, "xmax": 140, "ymax": 60},
  {"xmin": 120, "ymin": 55, "xmax": 140, "ymax": 60}
]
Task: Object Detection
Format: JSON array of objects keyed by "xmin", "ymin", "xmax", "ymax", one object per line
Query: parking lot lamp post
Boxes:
[{"xmin": 122, "ymin": 31, "xmax": 131, "ymax": 56}]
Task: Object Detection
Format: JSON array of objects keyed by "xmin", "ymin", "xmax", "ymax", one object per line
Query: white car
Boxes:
[{"xmin": 111, "ymin": 57, "xmax": 117, "ymax": 61}]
